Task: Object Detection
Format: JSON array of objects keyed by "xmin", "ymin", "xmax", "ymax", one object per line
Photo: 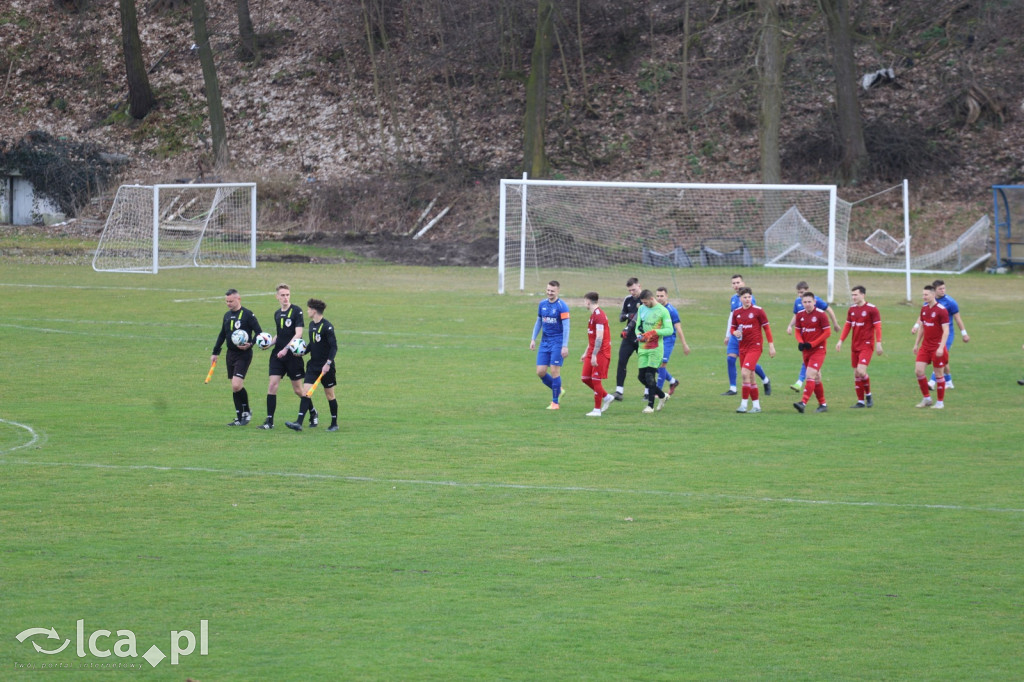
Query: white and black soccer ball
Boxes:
[
  {"xmin": 231, "ymin": 329, "xmax": 250, "ymax": 347},
  {"xmin": 255, "ymin": 332, "xmax": 273, "ymax": 349},
  {"xmin": 288, "ymin": 337, "xmax": 308, "ymax": 356}
]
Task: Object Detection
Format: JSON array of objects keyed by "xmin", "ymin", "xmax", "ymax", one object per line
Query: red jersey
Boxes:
[
  {"xmin": 587, "ymin": 307, "xmax": 612, "ymax": 357},
  {"xmin": 918, "ymin": 303, "xmax": 949, "ymax": 351},
  {"xmin": 794, "ymin": 308, "xmax": 830, "ymax": 349},
  {"xmin": 730, "ymin": 305, "xmax": 773, "ymax": 352},
  {"xmin": 843, "ymin": 303, "xmax": 881, "ymax": 351}
]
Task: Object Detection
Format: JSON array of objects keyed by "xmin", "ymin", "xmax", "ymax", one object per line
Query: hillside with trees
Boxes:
[{"xmin": 1, "ymin": 0, "xmax": 1021, "ymax": 263}]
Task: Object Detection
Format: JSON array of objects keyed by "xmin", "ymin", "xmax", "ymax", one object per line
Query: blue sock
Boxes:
[
  {"xmin": 657, "ymin": 367, "xmax": 668, "ymax": 389},
  {"xmin": 930, "ymin": 371, "xmax": 936, "ymax": 382},
  {"xmin": 727, "ymin": 356, "xmax": 738, "ymax": 387},
  {"xmin": 551, "ymin": 376, "xmax": 562, "ymax": 402},
  {"xmin": 798, "ymin": 364, "xmax": 807, "ymax": 382},
  {"xmin": 541, "ymin": 373, "xmax": 553, "ymax": 389},
  {"xmin": 944, "ymin": 373, "xmax": 952, "ymax": 383},
  {"xmin": 755, "ymin": 364, "xmax": 767, "ymax": 381}
]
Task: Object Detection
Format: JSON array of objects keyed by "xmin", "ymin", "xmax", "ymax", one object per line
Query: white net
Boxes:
[
  {"xmin": 93, "ymin": 183, "xmax": 256, "ymax": 273},
  {"xmin": 499, "ymin": 180, "xmax": 838, "ymax": 293}
]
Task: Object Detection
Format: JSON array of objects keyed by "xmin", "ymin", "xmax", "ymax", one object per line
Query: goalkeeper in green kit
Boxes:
[{"xmin": 635, "ymin": 289, "xmax": 674, "ymax": 413}]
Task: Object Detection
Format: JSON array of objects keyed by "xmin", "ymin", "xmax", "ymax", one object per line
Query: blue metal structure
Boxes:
[{"xmin": 993, "ymin": 185, "xmax": 1024, "ymax": 269}]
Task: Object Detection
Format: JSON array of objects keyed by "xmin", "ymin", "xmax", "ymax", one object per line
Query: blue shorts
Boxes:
[
  {"xmin": 945, "ymin": 333, "xmax": 956, "ymax": 350},
  {"xmin": 662, "ymin": 336, "xmax": 676, "ymax": 364},
  {"xmin": 727, "ymin": 336, "xmax": 740, "ymax": 356},
  {"xmin": 536, "ymin": 341, "xmax": 565, "ymax": 367}
]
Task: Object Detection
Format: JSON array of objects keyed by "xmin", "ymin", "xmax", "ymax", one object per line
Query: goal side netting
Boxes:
[
  {"xmin": 498, "ymin": 179, "xmax": 839, "ymax": 294},
  {"xmin": 92, "ymin": 183, "xmax": 257, "ymax": 273},
  {"xmin": 765, "ymin": 181, "xmax": 990, "ymax": 300}
]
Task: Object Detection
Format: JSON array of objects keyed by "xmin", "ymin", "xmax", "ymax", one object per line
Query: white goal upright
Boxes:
[
  {"xmin": 498, "ymin": 178, "xmax": 839, "ymax": 295},
  {"xmin": 93, "ymin": 183, "xmax": 257, "ymax": 273}
]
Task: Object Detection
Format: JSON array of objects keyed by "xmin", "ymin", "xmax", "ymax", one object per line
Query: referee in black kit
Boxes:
[{"xmin": 211, "ymin": 288, "xmax": 262, "ymax": 425}]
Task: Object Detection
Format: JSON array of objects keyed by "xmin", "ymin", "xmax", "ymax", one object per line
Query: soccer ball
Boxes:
[
  {"xmin": 230, "ymin": 329, "xmax": 250, "ymax": 347},
  {"xmin": 288, "ymin": 337, "xmax": 308, "ymax": 356},
  {"xmin": 255, "ymin": 332, "xmax": 273, "ymax": 350}
]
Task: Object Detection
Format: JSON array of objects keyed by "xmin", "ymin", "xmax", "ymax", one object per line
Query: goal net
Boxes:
[
  {"xmin": 766, "ymin": 181, "xmax": 990, "ymax": 301},
  {"xmin": 498, "ymin": 178, "xmax": 838, "ymax": 294},
  {"xmin": 92, "ymin": 183, "xmax": 257, "ymax": 273}
]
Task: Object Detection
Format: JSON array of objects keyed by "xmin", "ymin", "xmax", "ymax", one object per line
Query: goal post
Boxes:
[
  {"xmin": 498, "ymin": 178, "xmax": 840, "ymax": 297},
  {"xmin": 93, "ymin": 182, "xmax": 257, "ymax": 273}
]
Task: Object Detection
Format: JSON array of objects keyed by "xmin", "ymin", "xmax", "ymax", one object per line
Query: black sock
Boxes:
[
  {"xmin": 297, "ymin": 396, "xmax": 312, "ymax": 423},
  {"xmin": 267, "ymin": 394, "xmax": 276, "ymax": 419},
  {"xmin": 232, "ymin": 391, "xmax": 242, "ymax": 417},
  {"xmin": 238, "ymin": 388, "xmax": 249, "ymax": 414},
  {"xmin": 329, "ymin": 399, "xmax": 338, "ymax": 423}
]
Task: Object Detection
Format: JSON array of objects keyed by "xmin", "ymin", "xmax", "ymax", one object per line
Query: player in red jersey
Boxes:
[
  {"xmin": 581, "ymin": 292, "xmax": 615, "ymax": 417},
  {"xmin": 728, "ymin": 287, "xmax": 775, "ymax": 413},
  {"xmin": 835, "ymin": 285, "xmax": 883, "ymax": 408},
  {"xmin": 912, "ymin": 284, "xmax": 950, "ymax": 409},
  {"xmin": 792, "ymin": 291, "xmax": 831, "ymax": 413}
]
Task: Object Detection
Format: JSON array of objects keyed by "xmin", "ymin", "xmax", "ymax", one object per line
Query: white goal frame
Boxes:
[
  {"xmin": 92, "ymin": 183, "xmax": 257, "ymax": 274},
  {"xmin": 498, "ymin": 177, "xmax": 840, "ymax": 296}
]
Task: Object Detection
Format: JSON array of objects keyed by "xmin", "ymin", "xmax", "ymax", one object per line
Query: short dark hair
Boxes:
[
  {"xmin": 584, "ymin": 291, "xmax": 599, "ymax": 303},
  {"xmin": 225, "ymin": 288, "xmax": 239, "ymax": 296},
  {"xmin": 307, "ymin": 298, "xmax": 327, "ymax": 313},
  {"xmin": 276, "ymin": 283, "xmax": 290, "ymax": 292},
  {"xmin": 802, "ymin": 291, "xmax": 816, "ymax": 299},
  {"xmin": 737, "ymin": 286, "xmax": 752, "ymax": 297},
  {"xmin": 626, "ymin": 277, "xmax": 639, "ymax": 286},
  {"xmin": 923, "ymin": 285, "xmax": 936, "ymax": 292},
  {"xmin": 656, "ymin": 286, "xmax": 668, "ymax": 294},
  {"xmin": 796, "ymin": 281, "xmax": 809, "ymax": 290},
  {"xmin": 548, "ymin": 280, "xmax": 560, "ymax": 288},
  {"xmin": 639, "ymin": 289, "xmax": 655, "ymax": 301},
  {"xmin": 852, "ymin": 285, "xmax": 866, "ymax": 295},
  {"xmin": 932, "ymin": 279, "xmax": 945, "ymax": 288},
  {"xmin": 731, "ymin": 274, "xmax": 743, "ymax": 281}
]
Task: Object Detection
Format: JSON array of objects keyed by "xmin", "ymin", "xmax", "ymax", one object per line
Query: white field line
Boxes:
[
  {"xmin": 1, "ymin": 455, "xmax": 1021, "ymax": 514},
  {"xmin": 0, "ymin": 419, "xmax": 46, "ymax": 453},
  {"xmin": 0, "ymin": 282, "xmax": 201, "ymax": 293}
]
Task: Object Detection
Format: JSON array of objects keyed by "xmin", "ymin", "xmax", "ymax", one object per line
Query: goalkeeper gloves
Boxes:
[
  {"xmin": 798, "ymin": 342, "xmax": 812, "ymax": 351},
  {"xmin": 641, "ymin": 330, "xmax": 659, "ymax": 343}
]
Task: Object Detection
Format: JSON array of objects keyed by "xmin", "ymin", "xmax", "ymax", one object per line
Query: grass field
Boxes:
[{"xmin": 1, "ymin": 259, "xmax": 1023, "ymax": 680}]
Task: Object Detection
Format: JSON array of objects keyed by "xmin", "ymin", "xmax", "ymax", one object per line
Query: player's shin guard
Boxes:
[{"xmin": 917, "ymin": 376, "xmax": 931, "ymax": 397}]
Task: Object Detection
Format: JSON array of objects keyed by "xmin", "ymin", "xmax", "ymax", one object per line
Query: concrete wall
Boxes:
[{"xmin": 0, "ymin": 174, "xmax": 65, "ymax": 225}]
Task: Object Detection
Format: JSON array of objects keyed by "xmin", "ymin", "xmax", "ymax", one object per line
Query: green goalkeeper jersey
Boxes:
[{"xmin": 636, "ymin": 303, "xmax": 673, "ymax": 353}]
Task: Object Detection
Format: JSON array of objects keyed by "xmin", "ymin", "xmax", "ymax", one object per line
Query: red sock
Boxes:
[
  {"xmin": 814, "ymin": 381, "xmax": 825, "ymax": 405},
  {"xmin": 592, "ymin": 380, "xmax": 606, "ymax": 408},
  {"xmin": 742, "ymin": 383, "xmax": 751, "ymax": 400},
  {"xmin": 855, "ymin": 377, "xmax": 865, "ymax": 401},
  {"xmin": 750, "ymin": 385, "xmax": 759, "ymax": 401},
  {"xmin": 917, "ymin": 376, "xmax": 931, "ymax": 397},
  {"xmin": 862, "ymin": 375, "xmax": 870, "ymax": 396},
  {"xmin": 936, "ymin": 378, "xmax": 945, "ymax": 402},
  {"xmin": 802, "ymin": 379, "xmax": 815, "ymax": 404}
]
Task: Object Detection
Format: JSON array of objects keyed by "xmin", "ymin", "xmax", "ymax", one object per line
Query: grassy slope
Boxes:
[{"xmin": 1, "ymin": 262, "xmax": 1022, "ymax": 680}]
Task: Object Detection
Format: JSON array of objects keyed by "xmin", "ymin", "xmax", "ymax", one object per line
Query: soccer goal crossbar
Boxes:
[{"xmin": 93, "ymin": 183, "xmax": 257, "ymax": 274}]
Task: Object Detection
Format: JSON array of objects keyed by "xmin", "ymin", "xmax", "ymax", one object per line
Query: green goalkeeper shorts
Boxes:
[{"xmin": 638, "ymin": 348, "xmax": 662, "ymax": 369}]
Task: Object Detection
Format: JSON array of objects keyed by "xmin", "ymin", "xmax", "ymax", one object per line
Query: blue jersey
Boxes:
[
  {"xmin": 665, "ymin": 303, "xmax": 681, "ymax": 339},
  {"xmin": 534, "ymin": 298, "xmax": 570, "ymax": 346},
  {"xmin": 730, "ymin": 293, "xmax": 757, "ymax": 312},
  {"xmin": 793, "ymin": 295, "xmax": 829, "ymax": 315},
  {"xmin": 936, "ymin": 294, "xmax": 959, "ymax": 347}
]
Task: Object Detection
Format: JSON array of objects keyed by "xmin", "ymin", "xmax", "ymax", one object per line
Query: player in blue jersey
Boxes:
[
  {"xmin": 785, "ymin": 281, "xmax": 840, "ymax": 392},
  {"xmin": 722, "ymin": 274, "xmax": 770, "ymax": 396},
  {"xmin": 530, "ymin": 280, "xmax": 571, "ymax": 410},
  {"xmin": 920, "ymin": 279, "xmax": 969, "ymax": 389},
  {"xmin": 655, "ymin": 287, "xmax": 690, "ymax": 396}
]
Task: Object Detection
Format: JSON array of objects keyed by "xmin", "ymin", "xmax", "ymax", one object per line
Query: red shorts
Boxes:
[
  {"xmin": 850, "ymin": 348, "xmax": 874, "ymax": 368},
  {"xmin": 739, "ymin": 347, "xmax": 762, "ymax": 370},
  {"xmin": 582, "ymin": 353, "xmax": 611, "ymax": 380},
  {"xmin": 916, "ymin": 346, "xmax": 948, "ymax": 369},
  {"xmin": 802, "ymin": 347, "xmax": 826, "ymax": 371}
]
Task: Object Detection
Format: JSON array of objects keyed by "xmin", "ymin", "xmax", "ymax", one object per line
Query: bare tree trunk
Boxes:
[
  {"xmin": 680, "ymin": 0, "xmax": 690, "ymax": 119},
  {"xmin": 758, "ymin": 0, "xmax": 782, "ymax": 183},
  {"xmin": 191, "ymin": 0, "xmax": 230, "ymax": 169},
  {"xmin": 523, "ymin": 0, "xmax": 554, "ymax": 178},
  {"xmin": 119, "ymin": 0, "xmax": 155, "ymax": 119},
  {"xmin": 818, "ymin": 0, "xmax": 868, "ymax": 183},
  {"xmin": 236, "ymin": 0, "xmax": 258, "ymax": 62}
]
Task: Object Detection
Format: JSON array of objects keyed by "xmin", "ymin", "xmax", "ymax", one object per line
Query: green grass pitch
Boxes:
[{"xmin": 1, "ymin": 262, "xmax": 1022, "ymax": 680}]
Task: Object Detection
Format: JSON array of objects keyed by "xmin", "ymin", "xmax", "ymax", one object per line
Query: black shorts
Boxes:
[
  {"xmin": 269, "ymin": 351, "xmax": 305, "ymax": 381},
  {"xmin": 305, "ymin": 363, "xmax": 337, "ymax": 389},
  {"xmin": 225, "ymin": 348, "xmax": 253, "ymax": 380}
]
